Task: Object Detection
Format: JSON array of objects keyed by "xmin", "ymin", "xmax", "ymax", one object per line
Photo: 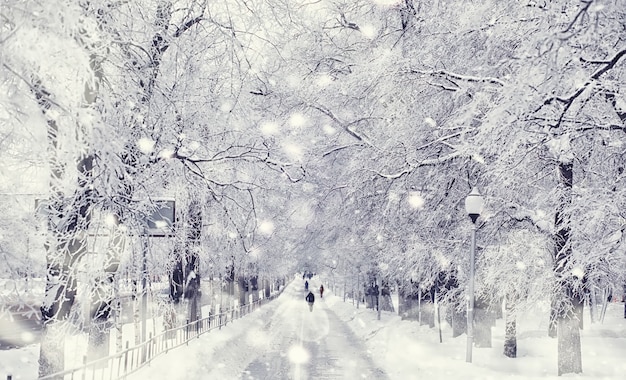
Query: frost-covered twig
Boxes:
[
  {"xmin": 307, "ymin": 103, "xmax": 374, "ymax": 146},
  {"xmin": 373, "ymin": 152, "xmax": 461, "ymax": 179},
  {"xmin": 536, "ymin": 49, "xmax": 626, "ymax": 126},
  {"xmin": 406, "ymin": 68, "xmax": 506, "ymax": 87},
  {"xmin": 559, "ymin": 0, "xmax": 594, "ymax": 37},
  {"xmin": 322, "ymin": 143, "xmax": 364, "ymax": 157}
]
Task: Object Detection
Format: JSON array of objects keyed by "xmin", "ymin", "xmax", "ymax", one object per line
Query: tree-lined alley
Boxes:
[{"xmin": 1, "ymin": 0, "xmax": 625, "ymax": 377}]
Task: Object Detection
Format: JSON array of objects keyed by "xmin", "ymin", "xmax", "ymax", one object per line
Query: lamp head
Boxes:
[{"xmin": 464, "ymin": 187, "xmax": 484, "ymax": 224}]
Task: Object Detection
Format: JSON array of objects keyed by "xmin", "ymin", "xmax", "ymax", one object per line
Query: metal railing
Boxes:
[{"xmin": 36, "ymin": 287, "xmax": 286, "ymax": 380}]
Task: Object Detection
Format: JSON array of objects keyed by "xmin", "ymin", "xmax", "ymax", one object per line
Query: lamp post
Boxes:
[{"xmin": 464, "ymin": 187, "xmax": 484, "ymax": 363}]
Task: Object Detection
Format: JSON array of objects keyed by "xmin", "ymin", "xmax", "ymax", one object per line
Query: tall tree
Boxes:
[{"xmin": 467, "ymin": 0, "xmax": 626, "ymax": 374}]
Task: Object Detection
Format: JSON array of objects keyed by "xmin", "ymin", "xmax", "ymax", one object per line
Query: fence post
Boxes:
[
  {"xmin": 148, "ymin": 333, "xmax": 153, "ymax": 361},
  {"xmin": 60, "ymin": 282, "xmax": 287, "ymax": 380},
  {"xmin": 124, "ymin": 341, "xmax": 129, "ymax": 373},
  {"xmin": 186, "ymin": 319, "xmax": 189, "ymax": 345},
  {"xmin": 81, "ymin": 355, "xmax": 87, "ymax": 380}
]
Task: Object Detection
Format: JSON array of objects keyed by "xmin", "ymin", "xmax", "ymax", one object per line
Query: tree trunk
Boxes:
[
  {"xmin": 554, "ymin": 161, "xmax": 583, "ymax": 375},
  {"xmin": 264, "ymin": 278, "xmax": 271, "ymax": 298},
  {"xmin": 397, "ymin": 281, "xmax": 407, "ymax": 317},
  {"xmin": 548, "ymin": 300, "xmax": 558, "ymax": 338},
  {"xmin": 39, "ymin": 170, "xmax": 93, "ymax": 378},
  {"xmin": 250, "ymin": 276, "xmax": 259, "ymax": 302},
  {"xmin": 238, "ymin": 277, "xmax": 248, "ymax": 306},
  {"xmin": 38, "ymin": 322, "xmax": 67, "ymax": 379},
  {"xmin": 450, "ymin": 301, "xmax": 467, "ymax": 338},
  {"xmin": 34, "ymin": 16, "xmax": 107, "ymax": 373},
  {"xmin": 226, "ymin": 261, "xmax": 236, "ymax": 296},
  {"xmin": 113, "ymin": 276, "xmax": 123, "ymax": 353},
  {"xmin": 185, "ymin": 265, "xmax": 201, "ymax": 324},
  {"xmin": 474, "ymin": 296, "xmax": 492, "ymax": 348},
  {"xmin": 589, "ymin": 289, "xmax": 597, "ymax": 324},
  {"xmin": 183, "ymin": 201, "xmax": 202, "ymax": 325},
  {"xmin": 504, "ymin": 296, "xmax": 516, "ymax": 358},
  {"xmin": 133, "ymin": 283, "xmax": 141, "ymax": 346},
  {"xmin": 419, "ymin": 288, "xmax": 435, "ymax": 328},
  {"xmin": 87, "ymin": 225, "xmax": 124, "ymax": 363},
  {"xmin": 34, "ymin": 79, "xmax": 95, "ymax": 378},
  {"xmin": 398, "ymin": 281, "xmax": 418, "ymax": 321},
  {"xmin": 557, "ymin": 310, "xmax": 582, "ymax": 375},
  {"xmin": 379, "ymin": 280, "xmax": 394, "ymax": 312}
]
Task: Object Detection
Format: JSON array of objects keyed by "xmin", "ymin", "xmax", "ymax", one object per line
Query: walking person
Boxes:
[
  {"xmin": 319, "ymin": 284, "xmax": 324, "ymax": 298},
  {"xmin": 305, "ymin": 290, "xmax": 315, "ymax": 312}
]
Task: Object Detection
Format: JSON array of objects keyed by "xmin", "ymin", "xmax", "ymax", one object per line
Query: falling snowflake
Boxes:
[
  {"xmin": 361, "ymin": 24, "xmax": 377, "ymax": 39},
  {"xmin": 260, "ymin": 121, "xmax": 279, "ymax": 136},
  {"xmin": 424, "ymin": 117, "xmax": 437, "ymax": 127},
  {"xmin": 316, "ymin": 73, "xmax": 333, "ymax": 87},
  {"xmin": 289, "ymin": 113, "xmax": 307, "ymax": 128},
  {"xmin": 323, "ymin": 124, "xmax": 336, "ymax": 135},
  {"xmin": 287, "ymin": 344, "xmax": 310, "ymax": 364},
  {"xmin": 407, "ymin": 192, "xmax": 425, "ymax": 210},
  {"xmin": 137, "ymin": 137, "xmax": 155, "ymax": 153},
  {"xmin": 282, "ymin": 142, "xmax": 304, "ymax": 162},
  {"xmin": 259, "ymin": 220, "xmax": 275, "ymax": 235}
]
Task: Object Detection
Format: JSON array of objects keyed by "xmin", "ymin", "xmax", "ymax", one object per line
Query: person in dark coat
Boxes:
[
  {"xmin": 319, "ymin": 284, "xmax": 324, "ymax": 298},
  {"xmin": 305, "ymin": 291, "xmax": 315, "ymax": 311}
]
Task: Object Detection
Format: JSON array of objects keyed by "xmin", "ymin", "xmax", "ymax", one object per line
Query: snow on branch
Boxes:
[
  {"xmin": 373, "ymin": 152, "xmax": 461, "ymax": 179},
  {"xmin": 173, "ymin": 16, "xmax": 204, "ymax": 38},
  {"xmin": 307, "ymin": 103, "xmax": 374, "ymax": 147},
  {"xmin": 415, "ymin": 131, "xmax": 464, "ymax": 151},
  {"xmin": 579, "ymin": 57, "xmax": 612, "ymax": 65},
  {"xmin": 4, "ymin": 64, "xmax": 67, "ymax": 112},
  {"xmin": 263, "ymin": 157, "xmax": 306, "ymax": 183},
  {"xmin": 406, "ymin": 68, "xmax": 506, "ymax": 87},
  {"xmin": 588, "ymin": 49, "xmax": 626, "ymax": 81},
  {"xmin": 536, "ymin": 49, "xmax": 626, "ymax": 124},
  {"xmin": 322, "ymin": 143, "xmax": 365, "ymax": 157},
  {"xmin": 491, "ymin": 204, "xmax": 553, "ymax": 235},
  {"xmin": 156, "ymin": 11, "xmax": 206, "ymax": 55},
  {"xmin": 559, "ymin": 0, "xmax": 593, "ymax": 37}
]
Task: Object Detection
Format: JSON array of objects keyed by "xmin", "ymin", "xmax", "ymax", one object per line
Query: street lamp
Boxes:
[{"xmin": 464, "ymin": 187, "xmax": 484, "ymax": 363}]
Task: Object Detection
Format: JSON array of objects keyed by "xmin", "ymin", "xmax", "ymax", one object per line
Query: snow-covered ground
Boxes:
[{"xmin": 2, "ymin": 276, "xmax": 626, "ymax": 379}]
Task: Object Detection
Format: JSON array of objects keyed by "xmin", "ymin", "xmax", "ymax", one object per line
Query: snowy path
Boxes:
[
  {"xmin": 128, "ymin": 279, "xmax": 387, "ymax": 380},
  {"xmin": 241, "ymin": 283, "xmax": 387, "ymax": 379}
]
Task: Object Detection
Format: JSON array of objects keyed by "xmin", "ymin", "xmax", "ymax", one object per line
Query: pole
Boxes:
[
  {"xmin": 377, "ymin": 280, "xmax": 381, "ymax": 320},
  {"xmin": 356, "ymin": 271, "xmax": 360, "ymax": 309},
  {"xmin": 418, "ymin": 288, "xmax": 422, "ymax": 325},
  {"xmin": 436, "ymin": 289, "xmax": 442, "ymax": 343},
  {"xmin": 141, "ymin": 232, "xmax": 148, "ymax": 362},
  {"xmin": 343, "ymin": 266, "xmax": 346, "ymax": 302},
  {"xmin": 466, "ymin": 223, "xmax": 477, "ymax": 363}
]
